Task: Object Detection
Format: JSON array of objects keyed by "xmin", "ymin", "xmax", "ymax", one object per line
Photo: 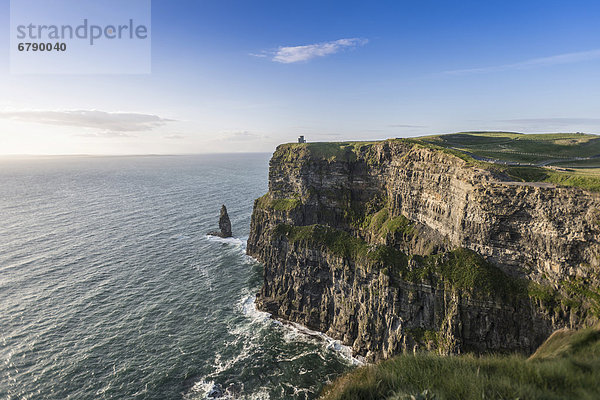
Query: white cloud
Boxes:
[
  {"xmin": 164, "ymin": 134, "xmax": 186, "ymax": 140},
  {"xmin": 388, "ymin": 124, "xmax": 427, "ymax": 128},
  {"xmin": 445, "ymin": 49, "xmax": 600, "ymax": 75},
  {"xmin": 216, "ymin": 130, "xmax": 274, "ymax": 142},
  {"xmin": 75, "ymin": 131, "xmax": 136, "ymax": 138},
  {"xmin": 500, "ymin": 118, "xmax": 600, "ymax": 126},
  {"xmin": 0, "ymin": 109, "xmax": 174, "ymax": 135},
  {"xmin": 260, "ymin": 38, "xmax": 368, "ymax": 64}
]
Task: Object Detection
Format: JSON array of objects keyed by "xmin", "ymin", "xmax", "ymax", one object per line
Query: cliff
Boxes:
[{"xmin": 247, "ymin": 139, "xmax": 600, "ymax": 361}]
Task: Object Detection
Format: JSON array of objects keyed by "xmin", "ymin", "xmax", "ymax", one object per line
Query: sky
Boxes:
[{"xmin": 1, "ymin": 0, "xmax": 600, "ymax": 155}]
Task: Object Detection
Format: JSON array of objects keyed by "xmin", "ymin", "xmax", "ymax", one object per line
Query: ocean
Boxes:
[{"xmin": 0, "ymin": 154, "xmax": 353, "ymax": 400}]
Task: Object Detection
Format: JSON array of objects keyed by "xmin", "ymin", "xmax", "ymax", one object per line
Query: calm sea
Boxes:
[{"xmin": 0, "ymin": 154, "xmax": 352, "ymax": 400}]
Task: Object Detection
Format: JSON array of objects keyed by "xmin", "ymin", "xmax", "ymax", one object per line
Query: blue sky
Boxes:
[{"xmin": 1, "ymin": 0, "xmax": 600, "ymax": 154}]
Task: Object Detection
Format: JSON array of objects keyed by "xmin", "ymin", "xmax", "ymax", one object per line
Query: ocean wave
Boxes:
[
  {"xmin": 185, "ymin": 293, "xmax": 358, "ymax": 400},
  {"xmin": 238, "ymin": 293, "xmax": 271, "ymax": 323},
  {"xmin": 280, "ymin": 321, "xmax": 364, "ymax": 366},
  {"xmin": 185, "ymin": 379, "xmax": 272, "ymax": 400},
  {"xmin": 203, "ymin": 236, "xmax": 262, "ymax": 269},
  {"xmin": 204, "ymin": 235, "xmax": 247, "ymax": 248},
  {"xmin": 240, "ymin": 294, "xmax": 364, "ymax": 366}
]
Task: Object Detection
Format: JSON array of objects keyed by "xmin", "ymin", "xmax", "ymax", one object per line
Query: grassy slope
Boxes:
[
  {"xmin": 420, "ymin": 132, "xmax": 600, "ymax": 165},
  {"xmin": 321, "ymin": 326, "xmax": 600, "ymax": 400},
  {"xmin": 419, "ymin": 132, "xmax": 600, "ymax": 191}
]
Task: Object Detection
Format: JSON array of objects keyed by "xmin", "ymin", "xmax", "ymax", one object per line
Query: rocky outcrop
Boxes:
[
  {"xmin": 209, "ymin": 204, "xmax": 233, "ymax": 238},
  {"xmin": 247, "ymin": 140, "xmax": 600, "ymax": 361}
]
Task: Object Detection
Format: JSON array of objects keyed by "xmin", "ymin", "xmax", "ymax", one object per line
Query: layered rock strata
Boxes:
[{"xmin": 247, "ymin": 140, "xmax": 600, "ymax": 361}]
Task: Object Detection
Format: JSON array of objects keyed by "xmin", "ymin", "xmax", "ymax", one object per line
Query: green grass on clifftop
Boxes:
[
  {"xmin": 277, "ymin": 133, "xmax": 600, "ymax": 191},
  {"xmin": 275, "ymin": 141, "xmax": 378, "ymax": 163},
  {"xmin": 421, "ymin": 132, "xmax": 600, "ymax": 165},
  {"xmin": 320, "ymin": 325, "xmax": 600, "ymax": 400},
  {"xmin": 419, "ymin": 132, "xmax": 600, "ymax": 191}
]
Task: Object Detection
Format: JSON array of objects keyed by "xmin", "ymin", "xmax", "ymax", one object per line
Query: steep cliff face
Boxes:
[{"xmin": 247, "ymin": 140, "xmax": 600, "ymax": 361}]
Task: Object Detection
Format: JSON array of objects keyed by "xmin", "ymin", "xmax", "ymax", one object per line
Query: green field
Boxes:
[
  {"xmin": 416, "ymin": 132, "xmax": 600, "ymax": 192},
  {"xmin": 420, "ymin": 131, "xmax": 600, "ymax": 166},
  {"xmin": 321, "ymin": 325, "xmax": 600, "ymax": 400}
]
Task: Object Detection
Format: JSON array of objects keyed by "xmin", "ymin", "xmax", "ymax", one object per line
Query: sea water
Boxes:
[{"xmin": 0, "ymin": 154, "xmax": 353, "ymax": 400}]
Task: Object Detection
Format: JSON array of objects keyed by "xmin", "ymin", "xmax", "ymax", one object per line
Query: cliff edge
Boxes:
[{"xmin": 247, "ymin": 138, "xmax": 600, "ymax": 361}]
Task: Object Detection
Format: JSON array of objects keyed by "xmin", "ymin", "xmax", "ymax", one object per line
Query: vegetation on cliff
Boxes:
[
  {"xmin": 320, "ymin": 325, "xmax": 600, "ymax": 400},
  {"xmin": 273, "ymin": 224, "xmax": 524, "ymax": 301},
  {"xmin": 367, "ymin": 208, "xmax": 415, "ymax": 240},
  {"xmin": 275, "ymin": 221, "xmax": 600, "ymax": 320},
  {"xmin": 255, "ymin": 193, "xmax": 302, "ymax": 211}
]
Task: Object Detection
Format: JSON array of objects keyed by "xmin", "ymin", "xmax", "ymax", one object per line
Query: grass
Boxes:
[
  {"xmin": 415, "ymin": 132, "xmax": 600, "ymax": 191},
  {"xmin": 320, "ymin": 325, "xmax": 600, "ymax": 400},
  {"xmin": 553, "ymin": 159, "xmax": 600, "ymax": 168},
  {"xmin": 432, "ymin": 249, "xmax": 522, "ymax": 300},
  {"xmin": 488, "ymin": 165, "xmax": 600, "ymax": 192},
  {"xmin": 367, "ymin": 208, "xmax": 415, "ymax": 240},
  {"xmin": 275, "ymin": 141, "xmax": 378, "ymax": 163},
  {"xmin": 255, "ymin": 193, "xmax": 302, "ymax": 211},
  {"xmin": 416, "ymin": 133, "xmax": 600, "ymax": 191},
  {"xmin": 397, "ymin": 138, "xmax": 474, "ymax": 163},
  {"xmin": 527, "ymin": 281, "xmax": 558, "ymax": 304},
  {"xmin": 529, "ymin": 326, "xmax": 600, "ymax": 360},
  {"xmin": 501, "ymin": 166, "xmax": 550, "ymax": 182},
  {"xmin": 406, "ymin": 328, "xmax": 440, "ymax": 349},
  {"xmin": 561, "ymin": 276, "xmax": 600, "ymax": 317},
  {"xmin": 421, "ymin": 132, "xmax": 600, "ymax": 165},
  {"xmin": 544, "ymin": 170, "xmax": 600, "ymax": 192},
  {"xmin": 273, "ymin": 223, "xmax": 369, "ymax": 261}
]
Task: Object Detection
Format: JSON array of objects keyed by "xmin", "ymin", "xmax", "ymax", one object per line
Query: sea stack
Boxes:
[{"xmin": 209, "ymin": 204, "xmax": 232, "ymax": 238}]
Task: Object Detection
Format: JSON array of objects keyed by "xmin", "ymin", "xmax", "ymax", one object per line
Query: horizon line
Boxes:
[{"xmin": 1, "ymin": 131, "xmax": 598, "ymax": 157}]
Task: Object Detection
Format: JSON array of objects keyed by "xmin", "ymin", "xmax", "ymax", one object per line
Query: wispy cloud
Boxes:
[
  {"xmin": 255, "ymin": 38, "xmax": 368, "ymax": 64},
  {"xmin": 388, "ymin": 124, "xmax": 426, "ymax": 128},
  {"xmin": 0, "ymin": 110, "xmax": 174, "ymax": 135},
  {"xmin": 164, "ymin": 134, "xmax": 186, "ymax": 140},
  {"xmin": 75, "ymin": 131, "xmax": 136, "ymax": 138},
  {"xmin": 219, "ymin": 131, "xmax": 270, "ymax": 141},
  {"xmin": 445, "ymin": 49, "xmax": 600, "ymax": 75},
  {"xmin": 500, "ymin": 118, "xmax": 600, "ymax": 126}
]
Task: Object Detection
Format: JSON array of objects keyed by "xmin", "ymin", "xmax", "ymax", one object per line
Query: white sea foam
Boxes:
[
  {"xmin": 204, "ymin": 235, "xmax": 262, "ymax": 268},
  {"xmin": 186, "ymin": 379, "xmax": 223, "ymax": 399},
  {"xmin": 242, "ymin": 254, "xmax": 260, "ymax": 265},
  {"xmin": 186, "ymin": 293, "xmax": 360, "ymax": 400},
  {"xmin": 247, "ymin": 387, "xmax": 271, "ymax": 400},
  {"xmin": 186, "ymin": 379, "xmax": 272, "ymax": 400},
  {"xmin": 204, "ymin": 235, "xmax": 247, "ymax": 248},
  {"xmin": 240, "ymin": 294, "xmax": 364, "ymax": 366},
  {"xmin": 238, "ymin": 294, "xmax": 271, "ymax": 323},
  {"xmin": 282, "ymin": 321, "xmax": 365, "ymax": 366}
]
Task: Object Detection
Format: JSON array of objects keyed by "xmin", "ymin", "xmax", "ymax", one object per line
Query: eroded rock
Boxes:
[
  {"xmin": 246, "ymin": 140, "xmax": 600, "ymax": 361},
  {"xmin": 208, "ymin": 204, "xmax": 232, "ymax": 238}
]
